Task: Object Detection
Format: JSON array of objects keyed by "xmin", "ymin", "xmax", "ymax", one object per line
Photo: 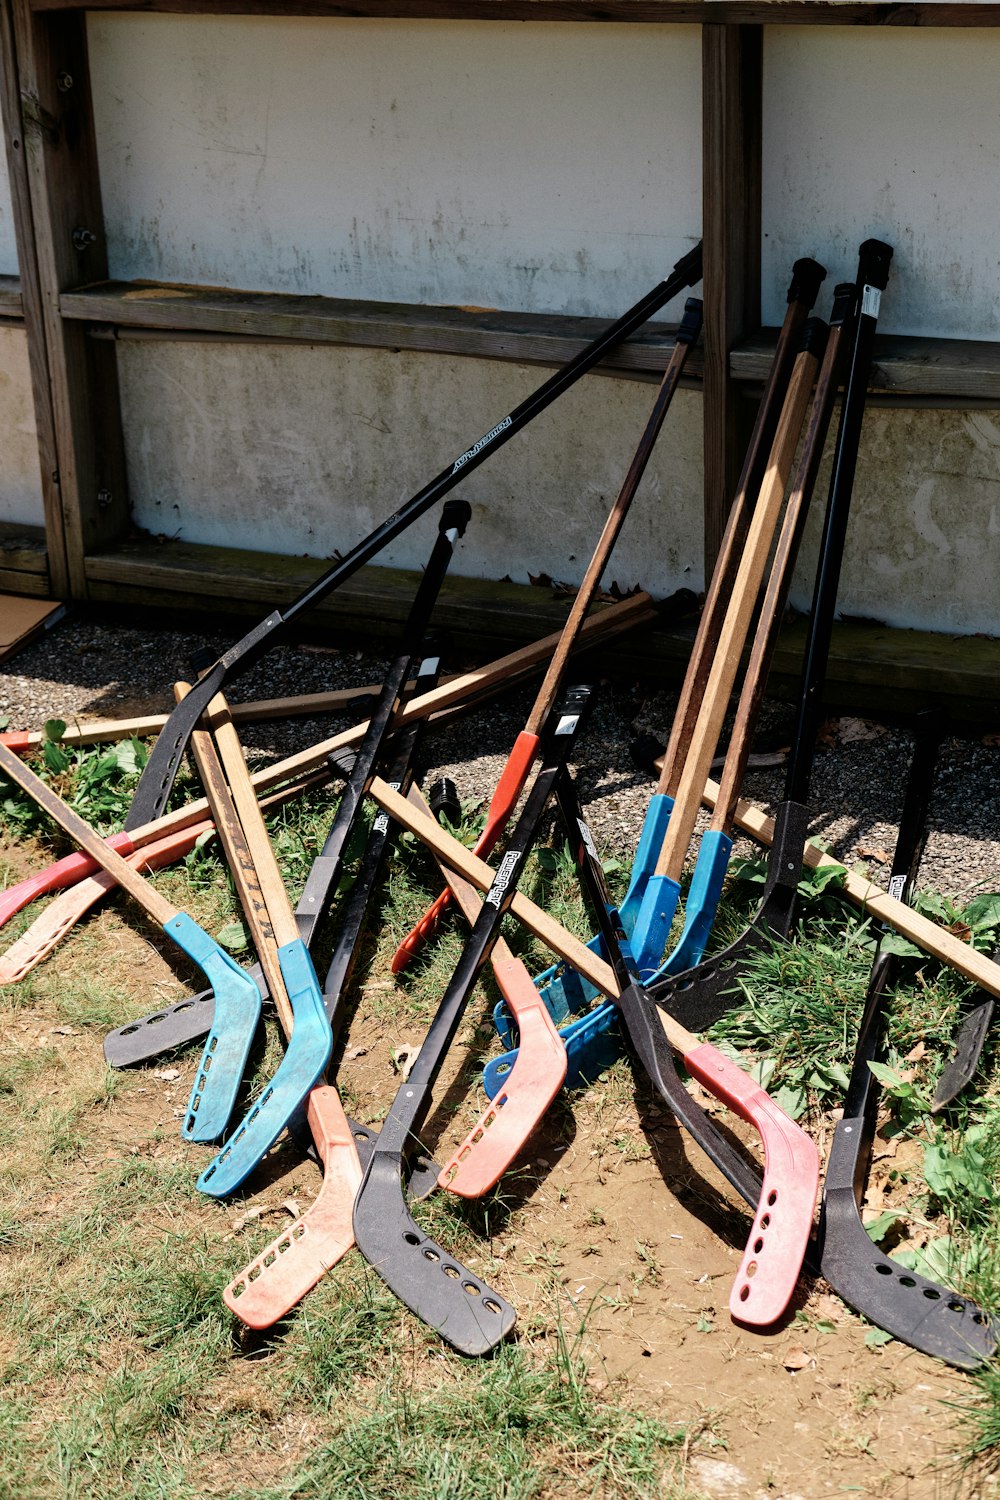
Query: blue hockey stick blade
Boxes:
[
  {"xmin": 169, "ymin": 913, "xmax": 264, "ymax": 1143},
  {"xmin": 510, "ymin": 794, "xmax": 675, "ymax": 1036},
  {"xmin": 196, "ymin": 939, "xmax": 333, "ymax": 1197},
  {"xmin": 628, "ymin": 872, "xmax": 682, "ymax": 983},
  {"xmin": 654, "ymin": 831, "xmax": 732, "ymax": 979}
]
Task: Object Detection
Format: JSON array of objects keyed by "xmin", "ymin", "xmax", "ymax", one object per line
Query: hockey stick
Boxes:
[
  {"xmin": 649, "ymin": 239, "xmax": 895, "ymax": 1034},
  {"xmin": 0, "ymin": 743, "xmax": 265, "ymax": 1076},
  {"xmin": 223, "ymin": 758, "xmax": 452, "ymax": 1329},
  {"xmin": 624, "ymin": 319, "xmax": 825, "ymax": 976},
  {"xmin": 353, "ymin": 686, "xmax": 594, "ymax": 1355},
  {"xmin": 819, "ymin": 711, "xmax": 997, "ymax": 1367},
  {"xmin": 933, "ymin": 972, "xmax": 999, "ymax": 1112},
  {"xmin": 659, "ymin": 291, "xmax": 853, "ymax": 976},
  {"xmin": 193, "ymin": 504, "xmax": 472, "ymax": 1177},
  {"xmin": 390, "ymin": 297, "xmax": 704, "ymax": 974},
  {"xmin": 551, "ymin": 763, "xmax": 817, "ymax": 1327},
  {"xmin": 0, "ymin": 767, "xmax": 329, "ymax": 987},
  {"xmin": 123, "ymin": 247, "xmax": 703, "ymax": 830},
  {"xmin": 0, "ymin": 594, "xmax": 657, "ymax": 939},
  {"xmin": 413, "ymin": 780, "xmax": 571, "ymax": 1200},
  {"xmin": 524, "ymin": 256, "xmax": 827, "ymax": 1029}
]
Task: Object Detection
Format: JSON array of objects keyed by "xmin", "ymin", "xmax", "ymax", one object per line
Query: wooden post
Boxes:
[
  {"xmin": 701, "ymin": 24, "xmax": 762, "ymax": 579},
  {"xmin": 0, "ymin": 0, "xmax": 67, "ymax": 593},
  {"xmin": 9, "ymin": 0, "xmax": 128, "ymax": 598}
]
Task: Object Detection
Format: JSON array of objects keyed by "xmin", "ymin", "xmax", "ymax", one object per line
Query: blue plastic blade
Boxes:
[
  {"xmin": 196, "ymin": 939, "xmax": 333, "ymax": 1197},
  {"xmin": 516, "ymin": 794, "xmax": 675, "ymax": 1033},
  {"xmin": 169, "ymin": 913, "xmax": 264, "ymax": 1143},
  {"xmin": 655, "ymin": 831, "xmax": 732, "ymax": 979},
  {"xmin": 628, "ymin": 873, "xmax": 681, "ymax": 982}
]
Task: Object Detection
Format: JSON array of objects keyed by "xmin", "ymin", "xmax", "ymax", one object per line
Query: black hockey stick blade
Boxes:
[
  {"xmin": 353, "ymin": 1150, "xmax": 516, "ymax": 1356},
  {"xmin": 820, "ymin": 1137, "xmax": 996, "ymax": 1368},
  {"xmin": 648, "ymin": 799, "xmax": 810, "ymax": 1031},
  {"xmin": 933, "ymin": 956, "xmax": 999, "ymax": 1111},
  {"xmin": 353, "ymin": 686, "xmax": 594, "ymax": 1354}
]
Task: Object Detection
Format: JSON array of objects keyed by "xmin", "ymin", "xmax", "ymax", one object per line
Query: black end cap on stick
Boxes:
[
  {"xmin": 788, "ymin": 257, "xmax": 827, "ymax": 309},
  {"xmin": 326, "ymin": 746, "xmax": 359, "ymax": 781},
  {"xmin": 830, "ymin": 282, "xmax": 857, "ymax": 328},
  {"xmin": 428, "ymin": 776, "xmax": 461, "ymax": 827},
  {"xmin": 629, "ymin": 731, "xmax": 664, "ymax": 776},
  {"xmin": 440, "ymin": 499, "xmax": 472, "ymax": 536},
  {"xmin": 800, "ymin": 316, "xmax": 829, "ymax": 362},
  {"xmin": 189, "ymin": 644, "xmax": 217, "ymax": 677},
  {"xmin": 676, "ymin": 298, "xmax": 703, "ymax": 346},
  {"xmin": 858, "ymin": 238, "xmax": 894, "ymax": 292}
]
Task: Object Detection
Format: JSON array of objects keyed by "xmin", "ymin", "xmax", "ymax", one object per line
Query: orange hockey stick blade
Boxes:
[
  {"xmin": 222, "ymin": 1085, "xmax": 362, "ymax": 1329},
  {"xmin": 683, "ymin": 1041, "xmax": 819, "ymax": 1328},
  {"xmin": 438, "ymin": 953, "xmax": 567, "ymax": 1198},
  {"xmin": 391, "ymin": 730, "xmax": 540, "ymax": 973},
  {"xmin": 0, "ymin": 823, "xmax": 211, "ymax": 983}
]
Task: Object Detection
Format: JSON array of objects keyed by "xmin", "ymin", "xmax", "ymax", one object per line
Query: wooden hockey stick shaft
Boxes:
[
  {"xmin": 366, "ymin": 774, "xmax": 1000, "ymax": 1011},
  {"xmin": 175, "ymin": 681, "xmax": 292, "ymax": 1028},
  {"xmin": 653, "ymin": 337, "xmax": 820, "ymax": 884},
  {"xmin": 0, "ymin": 683, "xmax": 445, "ymax": 753},
  {"xmin": 0, "ymin": 595, "xmax": 654, "ymax": 927}
]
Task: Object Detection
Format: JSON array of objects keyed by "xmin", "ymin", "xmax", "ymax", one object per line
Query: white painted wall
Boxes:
[
  {"xmin": 0, "ymin": 127, "xmax": 44, "ymax": 528},
  {"xmin": 84, "ymin": 17, "xmax": 1000, "ymax": 636},
  {"xmin": 762, "ymin": 29, "xmax": 1000, "ymax": 339},
  {"xmin": 119, "ymin": 341, "xmax": 706, "ymax": 598},
  {"xmin": 88, "ymin": 17, "xmax": 702, "ymax": 316},
  {"xmin": 0, "ymin": 140, "xmax": 18, "ymax": 275},
  {"xmin": 0, "ymin": 328, "xmax": 45, "ymax": 528}
]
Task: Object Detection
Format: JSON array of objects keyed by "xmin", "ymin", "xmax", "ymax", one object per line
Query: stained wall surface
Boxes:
[
  {"xmin": 81, "ymin": 17, "xmax": 999, "ymax": 635},
  {"xmin": 0, "ymin": 130, "xmax": 44, "ymax": 527}
]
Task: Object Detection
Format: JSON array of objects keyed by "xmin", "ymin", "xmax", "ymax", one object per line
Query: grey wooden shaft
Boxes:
[{"xmin": 0, "ymin": 742, "xmax": 177, "ymax": 926}]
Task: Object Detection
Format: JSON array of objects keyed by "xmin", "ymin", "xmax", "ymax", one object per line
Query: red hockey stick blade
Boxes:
[
  {"xmin": 683, "ymin": 1041, "xmax": 819, "ymax": 1327},
  {"xmin": 391, "ymin": 730, "xmax": 539, "ymax": 973},
  {"xmin": 437, "ymin": 951, "xmax": 567, "ymax": 1197},
  {"xmin": 222, "ymin": 1085, "xmax": 362, "ymax": 1329},
  {"xmin": 0, "ymin": 823, "xmax": 210, "ymax": 983},
  {"xmin": 0, "ymin": 830, "xmax": 136, "ymax": 930}
]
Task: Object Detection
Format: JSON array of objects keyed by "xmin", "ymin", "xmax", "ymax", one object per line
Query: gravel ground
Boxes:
[{"xmin": 0, "ymin": 605, "xmax": 997, "ymax": 904}]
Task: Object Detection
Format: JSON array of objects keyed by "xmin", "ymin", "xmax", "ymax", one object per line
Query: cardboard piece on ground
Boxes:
[{"xmin": 0, "ymin": 595, "xmax": 66, "ymax": 663}]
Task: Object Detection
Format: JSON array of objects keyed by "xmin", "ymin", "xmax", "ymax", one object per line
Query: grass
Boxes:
[{"xmin": 1, "ymin": 732, "xmax": 1000, "ymax": 1494}]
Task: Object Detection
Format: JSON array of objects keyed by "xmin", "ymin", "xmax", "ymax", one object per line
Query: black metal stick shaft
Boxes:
[
  {"xmin": 785, "ymin": 239, "xmax": 893, "ymax": 804},
  {"xmin": 550, "ymin": 765, "xmax": 764, "ymax": 1211},
  {"xmin": 351, "ymin": 685, "xmax": 592, "ymax": 1355},
  {"xmin": 652, "ymin": 243, "xmax": 892, "ymax": 1032},
  {"xmin": 126, "ymin": 247, "xmax": 702, "ymax": 828}
]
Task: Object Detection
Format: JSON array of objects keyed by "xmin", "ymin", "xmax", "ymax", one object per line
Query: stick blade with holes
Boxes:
[
  {"xmin": 818, "ymin": 712, "xmax": 997, "ymax": 1369},
  {"xmin": 223, "ymin": 1086, "xmax": 363, "ymax": 1327}
]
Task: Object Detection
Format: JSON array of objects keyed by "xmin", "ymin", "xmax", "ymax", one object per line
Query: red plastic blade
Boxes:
[
  {"xmin": 222, "ymin": 1085, "xmax": 362, "ymax": 1329},
  {"xmin": 683, "ymin": 1041, "xmax": 818, "ymax": 1328},
  {"xmin": 0, "ymin": 823, "xmax": 211, "ymax": 983},
  {"xmin": 0, "ymin": 830, "xmax": 136, "ymax": 930},
  {"xmin": 390, "ymin": 731, "xmax": 540, "ymax": 973},
  {"xmin": 438, "ymin": 951, "xmax": 567, "ymax": 1197}
]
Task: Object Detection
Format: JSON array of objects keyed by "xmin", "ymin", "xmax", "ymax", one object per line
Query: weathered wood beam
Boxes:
[
  {"xmin": 26, "ymin": 0, "xmax": 1000, "ymax": 25},
  {"xmin": 702, "ymin": 24, "xmax": 762, "ymax": 578},
  {"xmin": 0, "ymin": 5, "xmax": 65, "ymax": 591},
  {"xmin": 10, "ymin": 0, "xmax": 128, "ymax": 597}
]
